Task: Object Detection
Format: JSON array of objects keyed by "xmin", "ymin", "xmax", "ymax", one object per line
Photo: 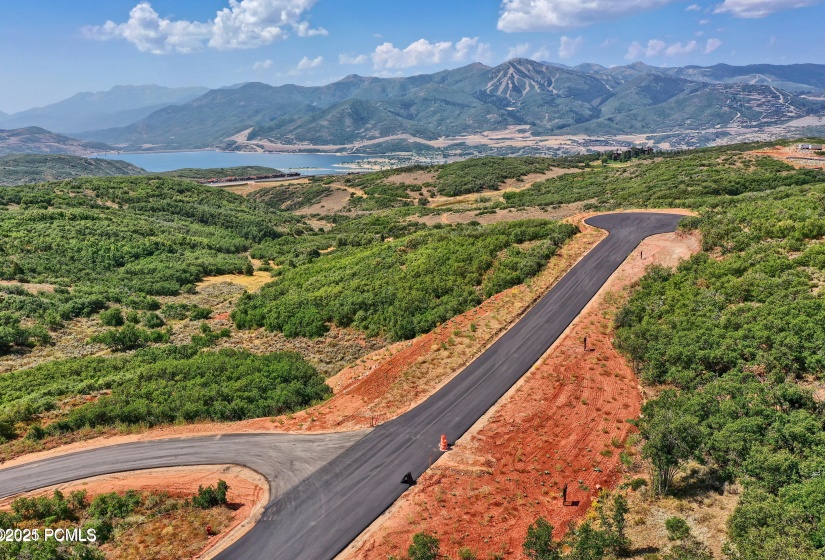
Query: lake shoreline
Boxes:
[{"xmin": 92, "ymin": 150, "xmax": 376, "ymax": 175}]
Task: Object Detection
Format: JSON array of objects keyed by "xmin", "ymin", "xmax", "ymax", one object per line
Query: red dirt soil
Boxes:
[{"xmin": 340, "ymin": 229, "xmax": 700, "ymax": 560}]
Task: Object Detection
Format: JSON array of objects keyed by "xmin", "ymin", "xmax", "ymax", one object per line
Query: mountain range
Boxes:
[
  {"xmin": 548, "ymin": 61, "xmax": 825, "ymax": 92},
  {"xmin": 4, "ymin": 61, "xmax": 825, "ymax": 153},
  {"xmin": 73, "ymin": 59, "xmax": 825, "ymax": 151},
  {"xmin": 0, "ymin": 85, "xmax": 208, "ymax": 134}
]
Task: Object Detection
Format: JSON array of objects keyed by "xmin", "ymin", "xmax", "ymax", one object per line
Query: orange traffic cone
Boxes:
[{"xmin": 439, "ymin": 434, "xmax": 449, "ymax": 451}]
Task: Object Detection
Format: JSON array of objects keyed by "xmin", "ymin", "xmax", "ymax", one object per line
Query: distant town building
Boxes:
[{"xmin": 799, "ymin": 143, "xmax": 824, "ymax": 150}]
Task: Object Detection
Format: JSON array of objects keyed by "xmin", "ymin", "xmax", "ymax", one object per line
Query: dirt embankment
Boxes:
[{"xmin": 339, "ymin": 229, "xmax": 701, "ymax": 560}]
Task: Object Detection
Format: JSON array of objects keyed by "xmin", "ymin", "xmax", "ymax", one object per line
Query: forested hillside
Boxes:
[
  {"xmin": 235, "ymin": 219, "xmax": 578, "ymax": 340},
  {"xmin": 504, "ymin": 145, "xmax": 825, "ymax": 208},
  {"xmin": 0, "ymin": 176, "xmax": 297, "ymax": 355},
  {"xmin": 0, "ymin": 169, "xmax": 585, "ymax": 460},
  {"xmin": 159, "ymin": 166, "xmax": 282, "ymax": 180},
  {"xmin": 615, "ymin": 187, "xmax": 825, "ymax": 559},
  {"xmin": 485, "ymin": 140, "xmax": 825, "ymax": 558}
]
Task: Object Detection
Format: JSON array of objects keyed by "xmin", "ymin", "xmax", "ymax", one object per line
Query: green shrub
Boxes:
[
  {"xmin": 84, "ymin": 518, "xmax": 114, "ymax": 544},
  {"xmin": 629, "ymin": 478, "xmax": 648, "ymax": 491},
  {"xmin": 142, "ymin": 312, "xmax": 165, "ymax": 329},
  {"xmin": 161, "ymin": 303, "xmax": 191, "ymax": 320},
  {"xmin": 407, "ymin": 532, "xmax": 440, "ymax": 560},
  {"xmin": 0, "ymin": 417, "xmax": 15, "ymax": 442},
  {"xmin": 665, "ymin": 517, "xmax": 691, "ymax": 541},
  {"xmin": 0, "ymin": 312, "xmax": 44, "ymax": 354},
  {"xmin": 25, "ymin": 424, "xmax": 46, "ymax": 441},
  {"xmin": 189, "ymin": 306, "xmax": 212, "ymax": 321},
  {"xmin": 125, "ymin": 295, "xmax": 161, "ymax": 311},
  {"xmin": 99, "ymin": 307, "xmax": 124, "ymax": 327},
  {"xmin": 89, "ymin": 323, "xmax": 169, "ymax": 352},
  {"xmin": 88, "ymin": 491, "xmax": 141, "ymax": 521},
  {"xmin": 11, "ymin": 490, "xmax": 83, "ymax": 523},
  {"xmin": 192, "ymin": 480, "xmax": 228, "ymax": 509},
  {"xmin": 523, "ymin": 517, "xmax": 561, "ymax": 560}
]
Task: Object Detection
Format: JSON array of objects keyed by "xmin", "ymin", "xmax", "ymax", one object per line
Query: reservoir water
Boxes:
[{"xmin": 94, "ymin": 151, "xmax": 372, "ymax": 175}]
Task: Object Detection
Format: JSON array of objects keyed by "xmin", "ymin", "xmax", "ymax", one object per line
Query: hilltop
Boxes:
[
  {"xmin": 0, "ymin": 126, "xmax": 113, "ymax": 156},
  {"xmin": 0, "ymin": 154, "xmax": 145, "ymax": 186}
]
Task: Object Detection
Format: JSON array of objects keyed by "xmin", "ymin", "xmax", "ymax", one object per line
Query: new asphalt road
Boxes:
[{"xmin": 0, "ymin": 212, "xmax": 683, "ymax": 560}]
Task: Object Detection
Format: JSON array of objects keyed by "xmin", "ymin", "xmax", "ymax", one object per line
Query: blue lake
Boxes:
[{"xmin": 94, "ymin": 151, "xmax": 371, "ymax": 175}]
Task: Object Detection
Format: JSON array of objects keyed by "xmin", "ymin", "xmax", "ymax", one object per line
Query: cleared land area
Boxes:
[{"xmin": 342, "ymin": 227, "xmax": 699, "ymax": 559}]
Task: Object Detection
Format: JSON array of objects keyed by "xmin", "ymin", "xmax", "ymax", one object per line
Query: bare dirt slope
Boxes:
[
  {"xmin": 753, "ymin": 144, "xmax": 825, "ymax": 168},
  {"xmin": 340, "ymin": 229, "xmax": 700, "ymax": 560}
]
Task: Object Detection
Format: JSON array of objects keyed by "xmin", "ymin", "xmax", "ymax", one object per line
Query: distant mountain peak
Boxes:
[
  {"xmin": 627, "ymin": 61, "xmax": 659, "ymax": 71},
  {"xmin": 486, "ymin": 59, "xmax": 557, "ymax": 101}
]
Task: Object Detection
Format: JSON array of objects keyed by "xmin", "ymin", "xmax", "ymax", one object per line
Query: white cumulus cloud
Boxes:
[
  {"xmin": 625, "ymin": 38, "xmax": 701, "ymax": 59},
  {"xmin": 370, "ymin": 37, "xmax": 490, "ymax": 70},
  {"xmin": 704, "ymin": 37, "xmax": 722, "ymax": 53},
  {"xmin": 507, "ymin": 43, "xmax": 531, "ymax": 59},
  {"xmin": 665, "ymin": 40, "xmax": 698, "ymax": 55},
  {"xmin": 498, "ymin": 0, "xmax": 677, "ymax": 31},
  {"xmin": 339, "ymin": 53, "xmax": 369, "ymax": 65},
  {"xmin": 558, "ymin": 35, "xmax": 584, "ymax": 59},
  {"xmin": 252, "ymin": 59, "xmax": 273, "ymax": 70},
  {"xmin": 714, "ymin": 0, "xmax": 824, "ymax": 18},
  {"xmin": 297, "ymin": 55, "xmax": 323, "ymax": 69},
  {"xmin": 531, "ymin": 46, "xmax": 553, "ymax": 60},
  {"xmin": 84, "ymin": 0, "xmax": 326, "ymax": 54}
]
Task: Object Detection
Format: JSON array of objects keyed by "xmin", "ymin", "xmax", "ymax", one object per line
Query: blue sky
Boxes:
[{"xmin": 1, "ymin": 0, "xmax": 824, "ymax": 113}]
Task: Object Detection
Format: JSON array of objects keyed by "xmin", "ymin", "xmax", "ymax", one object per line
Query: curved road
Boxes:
[{"xmin": 0, "ymin": 212, "xmax": 683, "ymax": 560}]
